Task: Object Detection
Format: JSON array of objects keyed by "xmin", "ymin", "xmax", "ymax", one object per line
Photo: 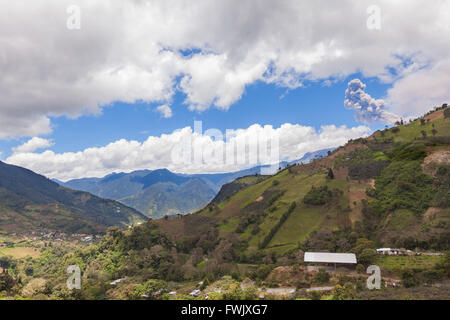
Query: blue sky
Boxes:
[
  {"xmin": 0, "ymin": 73, "xmax": 388, "ymax": 158},
  {"xmin": 1, "ymin": 1, "xmax": 449, "ymax": 180}
]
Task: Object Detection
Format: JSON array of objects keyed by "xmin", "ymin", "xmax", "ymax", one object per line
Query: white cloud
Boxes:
[
  {"xmin": 387, "ymin": 59, "xmax": 450, "ymax": 117},
  {"xmin": 156, "ymin": 104, "xmax": 173, "ymax": 118},
  {"xmin": 12, "ymin": 137, "xmax": 54, "ymax": 154},
  {"xmin": 345, "ymin": 79, "xmax": 400, "ymax": 124},
  {"xmin": 0, "ymin": 0, "xmax": 449, "ymax": 138},
  {"xmin": 6, "ymin": 123, "xmax": 370, "ymax": 181}
]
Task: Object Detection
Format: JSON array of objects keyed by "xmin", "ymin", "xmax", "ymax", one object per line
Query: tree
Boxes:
[
  {"xmin": 253, "ymin": 264, "xmax": 272, "ymax": 281},
  {"xmin": 420, "ymin": 118, "xmax": 426, "ymax": 125},
  {"xmin": 444, "ymin": 107, "xmax": 450, "ymax": 119},
  {"xmin": 327, "ymin": 168, "xmax": 334, "ymax": 179},
  {"xmin": 0, "ymin": 271, "xmax": 15, "ymax": 292},
  {"xmin": 0, "ymin": 256, "xmax": 16, "ymax": 270},
  {"xmin": 421, "ymin": 130, "xmax": 427, "ymax": 138},
  {"xmin": 25, "ymin": 263, "xmax": 34, "ymax": 276},
  {"xmin": 358, "ymin": 248, "xmax": 377, "ymax": 265},
  {"xmin": 431, "ymin": 129, "xmax": 438, "ymax": 136}
]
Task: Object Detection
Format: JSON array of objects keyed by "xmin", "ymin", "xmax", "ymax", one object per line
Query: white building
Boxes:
[
  {"xmin": 304, "ymin": 252, "xmax": 357, "ymax": 270},
  {"xmin": 376, "ymin": 248, "xmax": 403, "ymax": 255}
]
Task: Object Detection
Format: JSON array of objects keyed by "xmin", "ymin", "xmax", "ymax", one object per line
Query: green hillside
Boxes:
[
  {"xmin": 0, "ymin": 161, "xmax": 147, "ymax": 234},
  {"xmin": 3, "ymin": 106, "xmax": 449, "ymax": 300}
]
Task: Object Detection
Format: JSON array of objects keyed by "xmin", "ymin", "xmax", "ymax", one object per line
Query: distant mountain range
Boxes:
[
  {"xmin": 0, "ymin": 161, "xmax": 146, "ymax": 234},
  {"xmin": 59, "ymin": 148, "xmax": 332, "ymax": 219}
]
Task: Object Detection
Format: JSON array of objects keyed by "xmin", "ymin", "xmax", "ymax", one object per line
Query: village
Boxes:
[{"xmin": 0, "ymin": 231, "xmax": 98, "ymax": 245}]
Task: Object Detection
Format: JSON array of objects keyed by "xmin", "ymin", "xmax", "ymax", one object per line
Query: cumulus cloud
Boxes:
[
  {"xmin": 345, "ymin": 79, "xmax": 400, "ymax": 124},
  {"xmin": 6, "ymin": 123, "xmax": 370, "ymax": 181},
  {"xmin": 0, "ymin": 0, "xmax": 449, "ymax": 138},
  {"xmin": 156, "ymin": 104, "xmax": 173, "ymax": 118},
  {"xmin": 387, "ymin": 59, "xmax": 450, "ymax": 117},
  {"xmin": 12, "ymin": 137, "xmax": 54, "ymax": 154}
]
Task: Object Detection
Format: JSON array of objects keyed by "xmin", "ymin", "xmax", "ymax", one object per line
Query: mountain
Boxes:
[
  {"xmin": 0, "ymin": 161, "xmax": 147, "ymax": 234},
  {"xmin": 59, "ymin": 150, "xmax": 333, "ymax": 219},
  {"xmin": 14, "ymin": 106, "xmax": 450, "ymax": 300},
  {"xmin": 60, "ymin": 170, "xmax": 152, "ymax": 200},
  {"xmin": 121, "ymin": 178, "xmax": 217, "ymax": 218},
  {"xmin": 151, "ymin": 105, "xmax": 449, "ymax": 255}
]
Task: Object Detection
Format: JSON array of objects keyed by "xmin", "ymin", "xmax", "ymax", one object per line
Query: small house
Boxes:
[{"xmin": 376, "ymin": 248, "xmax": 404, "ymax": 255}]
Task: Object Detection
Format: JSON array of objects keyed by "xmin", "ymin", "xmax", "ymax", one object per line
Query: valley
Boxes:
[{"xmin": 0, "ymin": 106, "xmax": 449, "ymax": 300}]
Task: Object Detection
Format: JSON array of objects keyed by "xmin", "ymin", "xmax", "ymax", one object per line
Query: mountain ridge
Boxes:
[
  {"xmin": 0, "ymin": 160, "xmax": 147, "ymax": 234},
  {"xmin": 58, "ymin": 149, "xmax": 332, "ymax": 219}
]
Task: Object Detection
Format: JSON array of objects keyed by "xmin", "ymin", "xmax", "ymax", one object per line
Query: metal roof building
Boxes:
[{"xmin": 304, "ymin": 252, "xmax": 357, "ymax": 264}]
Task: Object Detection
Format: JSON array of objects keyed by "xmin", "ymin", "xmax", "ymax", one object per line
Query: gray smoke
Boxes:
[{"xmin": 345, "ymin": 79, "xmax": 400, "ymax": 124}]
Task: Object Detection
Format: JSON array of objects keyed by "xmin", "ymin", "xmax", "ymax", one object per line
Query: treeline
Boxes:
[{"xmin": 259, "ymin": 202, "xmax": 296, "ymax": 249}]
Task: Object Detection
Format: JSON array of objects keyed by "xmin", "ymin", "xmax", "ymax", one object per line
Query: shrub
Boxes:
[
  {"xmin": 402, "ymin": 270, "xmax": 419, "ymax": 288},
  {"xmin": 309, "ymin": 290, "xmax": 322, "ymax": 300},
  {"xmin": 327, "ymin": 168, "xmax": 334, "ymax": 179},
  {"xmin": 356, "ymin": 264, "xmax": 365, "ymax": 274},
  {"xmin": 243, "ymin": 286, "xmax": 259, "ymax": 300},
  {"xmin": 303, "ymin": 186, "xmax": 332, "ymax": 205},
  {"xmin": 315, "ymin": 268, "xmax": 330, "ymax": 284}
]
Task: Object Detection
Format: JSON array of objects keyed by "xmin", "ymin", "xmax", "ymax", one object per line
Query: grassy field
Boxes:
[
  {"xmin": 243, "ymin": 172, "xmax": 326, "ymax": 249},
  {"xmin": 214, "ymin": 169, "xmax": 352, "ymax": 254},
  {"xmin": 377, "ymin": 116, "xmax": 450, "ymax": 143},
  {"xmin": 376, "ymin": 255, "xmax": 443, "ymax": 273},
  {"xmin": 269, "ymin": 206, "xmax": 325, "ymax": 247},
  {"xmin": 0, "ymin": 246, "xmax": 41, "ymax": 258}
]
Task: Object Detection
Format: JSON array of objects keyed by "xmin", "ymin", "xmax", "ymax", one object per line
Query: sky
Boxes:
[{"xmin": 1, "ymin": 0, "xmax": 449, "ymax": 181}]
